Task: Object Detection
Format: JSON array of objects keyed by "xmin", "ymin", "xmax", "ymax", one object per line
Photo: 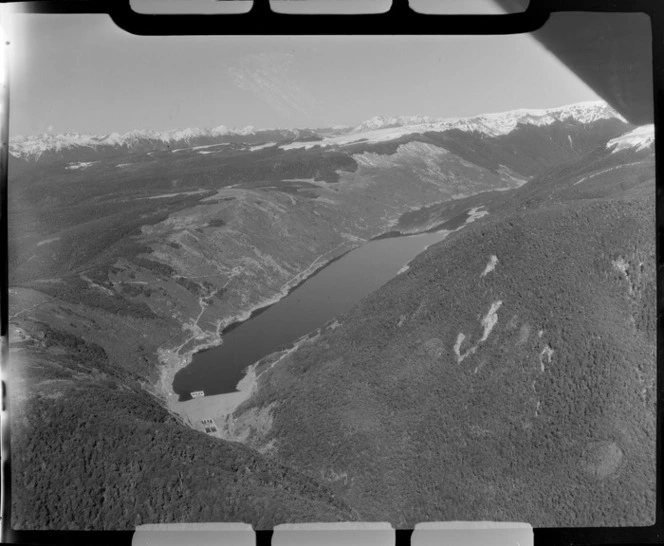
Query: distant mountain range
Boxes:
[
  {"xmin": 343, "ymin": 100, "xmax": 625, "ymax": 136},
  {"xmin": 10, "ymin": 100, "xmax": 626, "ymax": 161},
  {"xmin": 7, "ymin": 99, "xmax": 655, "ymax": 530}
]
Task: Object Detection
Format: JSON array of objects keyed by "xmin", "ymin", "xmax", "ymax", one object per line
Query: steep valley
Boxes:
[
  {"xmin": 6, "ymin": 105, "xmax": 655, "ymax": 529},
  {"xmin": 225, "ymin": 131, "xmax": 656, "ymax": 527},
  {"xmin": 8, "ymin": 125, "xmax": 524, "ymax": 530}
]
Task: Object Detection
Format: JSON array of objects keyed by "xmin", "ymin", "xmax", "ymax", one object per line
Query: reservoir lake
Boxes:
[{"xmin": 172, "ymin": 209, "xmax": 473, "ymax": 400}]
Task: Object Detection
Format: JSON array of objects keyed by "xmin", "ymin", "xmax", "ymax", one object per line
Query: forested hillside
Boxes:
[
  {"xmin": 227, "ymin": 132, "xmax": 656, "ymax": 527},
  {"xmin": 8, "ymin": 105, "xmax": 653, "ymax": 529},
  {"xmin": 10, "ymin": 322, "xmax": 358, "ymax": 529}
]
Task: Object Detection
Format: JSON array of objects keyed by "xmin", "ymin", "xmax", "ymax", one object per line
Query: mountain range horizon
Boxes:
[
  {"xmin": 11, "ymin": 99, "xmax": 617, "ymax": 139},
  {"xmin": 10, "ymin": 99, "xmax": 629, "ymax": 161},
  {"xmin": 8, "ymin": 94, "xmax": 656, "ymax": 530}
]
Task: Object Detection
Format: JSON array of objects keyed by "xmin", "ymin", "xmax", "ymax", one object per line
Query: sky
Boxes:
[{"xmin": 7, "ymin": 9, "xmax": 600, "ymax": 137}]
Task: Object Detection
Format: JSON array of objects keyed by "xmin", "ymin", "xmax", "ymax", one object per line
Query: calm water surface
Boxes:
[{"xmin": 173, "ymin": 211, "xmax": 470, "ymax": 400}]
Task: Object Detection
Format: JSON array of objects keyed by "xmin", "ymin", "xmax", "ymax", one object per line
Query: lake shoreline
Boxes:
[
  {"xmin": 161, "ymin": 220, "xmax": 457, "ymax": 434},
  {"xmin": 171, "ymin": 328, "xmax": 320, "ymax": 439},
  {"xmin": 179, "ymin": 216, "xmax": 458, "ymax": 371},
  {"xmin": 159, "ymin": 192, "xmax": 498, "ymax": 430},
  {"xmin": 159, "ymin": 237, "xmax": 367, "ymax": 405},
  {"xmin": 155, "ymin": 206, "xmax": 480, "ymax": 415},
  {"xmin": 217, "ymin": 245, "xmax": 358, "ymax": 338}
]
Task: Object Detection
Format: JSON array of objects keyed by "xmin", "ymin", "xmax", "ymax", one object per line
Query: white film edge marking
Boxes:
[
  {"xmin": 131, "ymin": 521, "xmax": 532, "ymax": 546},
  {"xmin": 413, "ymin": 522, "xmax": 533, "ymax": 546},
  {"xmin": 273, "ymin": 522, "xmax": 395, "ymax": 546},
  {"xmin": 132, "ymin": 522, "xmax": 255, "ymax": 546}
]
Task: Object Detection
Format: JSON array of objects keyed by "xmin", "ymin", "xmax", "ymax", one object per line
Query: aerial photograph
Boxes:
[{"xmin": 6, "ymin": 10, "xmax": 655, "ymax": 531}]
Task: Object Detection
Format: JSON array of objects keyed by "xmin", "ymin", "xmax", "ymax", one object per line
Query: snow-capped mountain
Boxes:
[
  {"xmin": 9, "ymin": 126, "xmax": 315, "ymax": 161},
  {"xmin": 353, "ymin": 101, "xmax": 624, "ymax": 135},
  {"xmin": 606, "ymin": 124, "xmax": 654, "ymax": 153},
  {"xmin": 10, "ymin": 101, "xmax": 627, "ymax": 161},
  {"xmin": 11, "ymin": 126, "xmax": 227, "ymax": 158},
  {"xmin": 351, "ymin": 115, "xmax": 440, "ymax": 133},
  {"xmin": 282, "ymin": 101, "xmax": 628, "ymax": 150}
]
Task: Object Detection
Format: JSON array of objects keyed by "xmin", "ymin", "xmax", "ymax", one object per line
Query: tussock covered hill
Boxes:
[{"xmin": 230, "ymin": 132, "xmax": 656, "ymax": 527}]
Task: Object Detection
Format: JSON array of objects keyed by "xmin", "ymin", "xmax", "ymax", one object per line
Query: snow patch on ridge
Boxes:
[
  {"xmin": 606, "ymin": 124, "xmax": 654, "ymax": 154},
  {"xmin": 282, "ymin": 101, "xmax": 624, "ymax": 150},
  {"xmin": 10, "ymin": 126, "xmax": 294, "ymax": 161},
  {"xmin": 12, "ymin": 101, "xmax": 625, "ymax": 160},
  {"xmin": 65, "ymin": 161, "xmax": 98, "ymax": 170},
  {"xmin": 249, "ymin": 142, "xmax": 276, "ymax": 152}
]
